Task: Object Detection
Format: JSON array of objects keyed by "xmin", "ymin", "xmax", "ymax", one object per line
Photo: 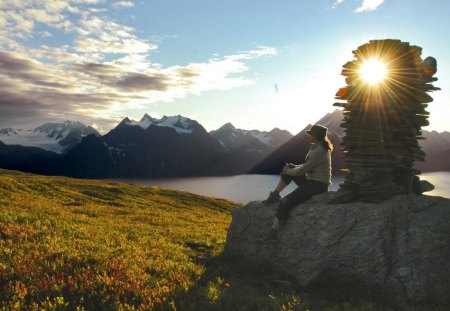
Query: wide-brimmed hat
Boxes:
[{"xmin": 306, "ymin": 124, "xmax": 328, "ymax": 139}]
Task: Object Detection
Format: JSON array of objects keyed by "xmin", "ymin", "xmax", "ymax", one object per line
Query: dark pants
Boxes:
[{"xmin": 275, "ymin": 174, "xmax": 328, "ymax": 221}]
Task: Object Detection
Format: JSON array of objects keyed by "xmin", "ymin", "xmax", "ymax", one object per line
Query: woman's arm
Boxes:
[{"xmin": 286, "ymin": 146, "xmax": 326, "ymax": 176}]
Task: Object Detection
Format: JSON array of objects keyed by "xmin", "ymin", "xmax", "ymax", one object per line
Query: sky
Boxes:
[{"xmin": 0, "ymin": 0, "xmax": 449, "ymax": 134}]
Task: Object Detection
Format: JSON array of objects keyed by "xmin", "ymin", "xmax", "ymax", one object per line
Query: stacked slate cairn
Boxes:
[{"xmin": 333, "ymin": 39, "xmax": 439, "ymax": 202}]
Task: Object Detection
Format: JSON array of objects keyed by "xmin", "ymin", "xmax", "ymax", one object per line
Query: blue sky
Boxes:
[{"xmin": 0, "ymin": 0, "xmax": 449, "ymax": 134}]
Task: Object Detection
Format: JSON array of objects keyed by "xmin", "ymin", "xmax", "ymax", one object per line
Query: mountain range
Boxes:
[
  {"xmin": 250, "ymin": 109, "xmax": 450, "ymax": 174},
  {"xmin": 416, "ymin": 130, "xmax": 450, "ymax": 171},
  {"xmin": 0, "ymin": 121, "xmax": 100, "ymax": 153},
  {"xmin": 209, "ymin": 123, "xmax": 292, "ymax": 151},
  {"xmin": 0, "ymin": 110, "xmax": 449, "ymax": 177},
  {"xmin": 57, "ymin": 115, "xmax": 226, "ymax": 178}
]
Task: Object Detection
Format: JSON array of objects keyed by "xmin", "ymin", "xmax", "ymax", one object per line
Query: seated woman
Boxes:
[{"xmin": 260, "ymin": 124, "xmax": 333, "ymax": 242}]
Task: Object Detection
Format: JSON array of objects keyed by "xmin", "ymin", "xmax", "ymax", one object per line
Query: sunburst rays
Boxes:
[{"xmin": 332, "ymin": 39, "xmax": 439, "ymax": 202}]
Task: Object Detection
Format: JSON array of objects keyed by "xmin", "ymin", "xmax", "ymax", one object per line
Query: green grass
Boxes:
[
  {"xmin": 0, "ymin": 169, "xmax": 447, "ymax": 310},
  {"xmin": 0, "ymin": 169, "xmax": 236, "ymax": 310}
]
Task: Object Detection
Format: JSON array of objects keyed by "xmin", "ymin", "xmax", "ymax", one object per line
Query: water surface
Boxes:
[{"xmin": 110, "ymin": 172, "xmax": 450, "ymax": 203}]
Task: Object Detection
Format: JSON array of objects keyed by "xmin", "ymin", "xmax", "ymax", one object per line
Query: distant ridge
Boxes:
[
  {"xmin": 1, "ymin": 111, "xmax": 449, "ymax": 177},
  {"xmin": 250, "ymin": 109, "xmax": 346, "ymax": 174},
  {"xmin": 250, "ymin": 109, "xmax": 450, "ymax": 174},
  {"xmin": 0, "ymin": 121, "xmax": 100, "ymax": 153},
  {"xmin": 209, "ymin": 124, "xmax": 293, "ymax": 150},
  {"xmin": 55, "ymin": 114, "xmax": 226, "ymax": 178},
  {"xmin": 117, "ymin": 114, "xmax": 200, "ymax": 135}
]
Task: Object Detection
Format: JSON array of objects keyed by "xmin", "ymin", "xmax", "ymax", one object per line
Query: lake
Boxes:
[{"xmin": 110, "ymin": 171, "xmax": 450, "ymax": 204}]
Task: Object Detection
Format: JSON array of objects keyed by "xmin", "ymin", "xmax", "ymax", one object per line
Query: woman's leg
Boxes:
[
  {"xmin": 275, "ymin": 180, "xmax": 328, "ymax": 223},
  {"xmin": 275, "ymin": 173, "xmax": 296, "ymax": 192},
  {"xmin": 267, "ymin": 176, "xmax": 306, "ymax": 231},
  {"xmin": 271, "ymin": 217, "xmax": 282, "ymax": 230},
  {"xmin": 275, "ymin": 178, "xmax": 288, "ymax": 193},
  {"xmin": 260, "ymin": 178, "xmax": 327, "ymax": 242},
  {"xmin": 263, "ymin": 174, "xmax": 294, "ymax": 205}
]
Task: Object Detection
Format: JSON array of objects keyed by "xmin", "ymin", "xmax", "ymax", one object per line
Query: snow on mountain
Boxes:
[
  {"xmin": 209, "ymin": 123, "xmax": 293, "ymax": 150},
  {"xmin": 209, "ymin": 123, "xmax": 242, "ymax": 149},
  {"xmin": 156, "ymin": 116, "xmax": 194, "ymax": 134},
  {"xmin": 0, "ymin": 121, "xmax": 100, "ymax": 153},
  {"xmin": 139, "ymin": 114, "xmax": 157, "ymax": 129},
  {"xmin": 124, "ymin": 114, "xmax": 157, "ymax": 129},
  {"xmin": 0, "ymin": 128, "xmax": 65, "ymax": 153},
  {"xmin": 248, "ymin": 130, "xmax": 273, "ymax": 146},
  {"xmin": 120, "ymin": 115, "xmax": 198, "ymax": 134}
]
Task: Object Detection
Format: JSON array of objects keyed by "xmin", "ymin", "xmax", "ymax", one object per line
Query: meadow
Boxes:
[
  {"xmin": 0, "ymin": 169, "xmax": 444, "ymax": 310},
  {"xmin": 0, "ymin": 169, "xmax": 301, "ymax": 310}
]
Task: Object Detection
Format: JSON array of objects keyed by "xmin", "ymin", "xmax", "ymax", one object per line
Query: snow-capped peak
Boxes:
[
  {"xmin": 210, "ymin": 123, "xmax": 293, "ymax": 150},
  {"xmin": 120, "ymin": 114, "xmax": 196, "ymax": 134},
  {"xmin": 0, "ymin": 121, "xmax": 100, "ymax": 153},
  {"xmin": 34, "ymin": 120, "xmax": 88, "ymax": 139},
  {"xmin": 137, "ymin": 114, "xmax": 158, "ymax": 129},
  {"xmin": 121, "ymin": 117, "xmax": 151, "ymax": 129},
  {"xmin": 140, "ymin": 113, "xmax": 156, "ymax": 122},
  {"xmin": 156, "ymin": 115, "xmax": 194, "ymax": 134}
]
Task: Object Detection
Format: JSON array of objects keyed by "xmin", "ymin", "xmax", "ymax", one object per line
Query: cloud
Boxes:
[
  {"xmin": 355, "ymin": 0, "xmax": 385, "ymax": 12},
  {"xmin": 114, "ymin": 73, "xmax": 168, "ymax": 91},
  {"xmin": 332, "ymin": 0, "xmax": 345, "ymax": 9},
  {"xmin": 173, "ymin": 47, "xmax": 278, "ymax": 95},
  {"xmin": 0, "ymin": 45, "xmax": 276, "ymax": 129},
  {"xmin": 0, "ymin": 1, "xmax": 77, "ymax": 39},
  {"xmin": 0, "ymin": 51, "xmax": 68, "ymax": 89},
  {"xmin": 38, "ymin": 30, "xmax": 53, "ymax": 37},
  {"xmin": 75, "ymin": 37, "xmax": 155, "ymax": 54},
  {"xmin": 71, "ymin": 0, "xmax": 104, "ymax": 4},
  {"xmin": 226, "ymin": 46, "xmax": 277, "ymax": 61},
  {"xmin": 113, "ymin": 1, "xmax": 135, "ymax": 8},
  {"xmin": 73, "ymin": 15, "xmax": 156, "ymax": 55},
  {"xmin": 25, "ymin": 8, "xmax": 64, "ymax": 24},
  {"xmin": 0, "ymin": 1, "xmax": 277, "ymax": 130}
]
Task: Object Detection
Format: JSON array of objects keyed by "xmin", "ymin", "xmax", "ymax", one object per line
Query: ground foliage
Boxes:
[{"xmin": 0, "ymin": 169, "xmax": 445, "ymax": 310}]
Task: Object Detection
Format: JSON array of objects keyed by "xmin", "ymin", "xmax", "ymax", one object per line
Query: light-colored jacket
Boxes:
[{"xmin": 286, "ymin": 143, "xmax": 332, "ymax": 185}]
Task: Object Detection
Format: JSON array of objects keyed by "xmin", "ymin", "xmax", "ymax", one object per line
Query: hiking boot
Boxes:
[
  {"xmin": 256, "ymin": 229, "xmax": 278, "ymax": 243},
  {"xmin": 263, "ymin": 191, "xmax": 281, "ymax": 205}
]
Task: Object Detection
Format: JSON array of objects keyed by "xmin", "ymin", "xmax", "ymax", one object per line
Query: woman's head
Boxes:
[
  {"xmin": 306, "ymin": 124, "xmax": 333, "ymax": 152},
  {"xmin": 307, "ymin": 124, "xmax": 327, "ymax": 140}
]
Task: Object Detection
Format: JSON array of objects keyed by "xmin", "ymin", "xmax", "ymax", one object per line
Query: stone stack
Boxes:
[{"xmin": 333, "ymin": 39, "xmax": 439, "ymax": 202}]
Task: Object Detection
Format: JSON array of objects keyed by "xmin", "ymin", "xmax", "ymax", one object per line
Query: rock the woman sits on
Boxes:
[{"xmin": 260, "ymin": 124, "xmax": 333, "ymax": 242}]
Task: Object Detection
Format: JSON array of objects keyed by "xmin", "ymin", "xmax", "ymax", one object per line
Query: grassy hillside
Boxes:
[
  {"xmin": 1, "ymin": 169, "xmax": 311, "ymax": 310},
  {"xmin": 1, "ymin": 169, "xmax": 444, "ymax": 310}
]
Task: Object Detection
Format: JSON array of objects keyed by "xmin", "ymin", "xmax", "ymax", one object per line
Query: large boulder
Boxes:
[{"xmin": 225, "ymin": 193, "xmax": 450, "ymax": 308}]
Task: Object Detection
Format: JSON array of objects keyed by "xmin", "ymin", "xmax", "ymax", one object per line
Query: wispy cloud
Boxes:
[
  {"xmin": 355, "ymin": 0, "xmax": 385, "ymax": 12},
  {"xmin": 331, "ymin": 0, "xmax": 345, "ymax": 9},
  {"xmin": 331, "ymin": 0, "xmax": 385, "ymax": 12},
  {"xmin": 113, "ymin": 1, "xmax": 135, "ymax": 8},
  {"xmin": 0, "ymin": 1, "xmax": 276, "ymax": 129}
]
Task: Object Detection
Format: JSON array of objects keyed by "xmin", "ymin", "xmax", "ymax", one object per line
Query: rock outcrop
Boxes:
[{"xmin": 225, "ymin": 193, "xmax": 450, "ymax": 308}]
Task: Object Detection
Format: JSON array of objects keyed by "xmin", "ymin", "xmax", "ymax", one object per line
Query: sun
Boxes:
[{"xmin": 359, "ymin": 59, "xmax": 387, "ymax": 85}]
